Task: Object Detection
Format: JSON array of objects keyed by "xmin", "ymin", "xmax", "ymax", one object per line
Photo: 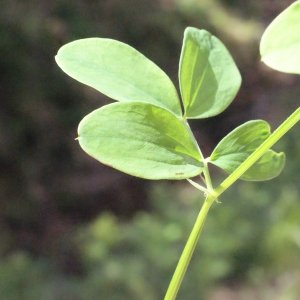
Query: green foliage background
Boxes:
[{"xmin": 1, "ymin": 0, "xmax": 300, "ymax": 299}]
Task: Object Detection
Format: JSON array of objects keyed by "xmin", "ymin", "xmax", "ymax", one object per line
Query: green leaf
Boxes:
[
  {"xmin": 260, "ymin": 1, "xmax": 300, "ymax": 74},
  {"xmin": 209, "ymin": 120, "xmax": 285, "ymax": 181},
  {"xmin": 77, "ymin": 101, "xmax": 203, "ymax": 180},
  {"xmin": 179, "ymin": 27, "xmax": 241, "ymax": 119},
  {"xmin": 55, "ymin": 38, "xmax": 182, "ymax": 116}
]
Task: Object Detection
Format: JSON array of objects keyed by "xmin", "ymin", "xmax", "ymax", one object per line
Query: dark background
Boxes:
[{"xmin": 1, "ymin": 0, "xmax": 300, "ymax": 299}]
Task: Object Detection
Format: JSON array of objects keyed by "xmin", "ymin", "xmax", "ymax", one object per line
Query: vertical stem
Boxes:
[
  {"xmin": 164, "ymin": 194, "xmax": 215, "ymax": 300},
  {"xmin": 202, "ymin": 161, "xmax": 214, "ymax": 191}
]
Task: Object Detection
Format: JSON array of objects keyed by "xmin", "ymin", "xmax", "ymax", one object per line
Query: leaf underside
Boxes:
[
  {"xmin": 77, "ymin": 102, "xmax": 203, "ymax": 180},
  {"xmin": 179, "ymin": 27, "xmax": 242, "ymax": 119},
  {"xmin": 209, "ymin": 120, "xmax": 285, "ymax": 181},
  {"xmin": 260, "ymin": 0, "xmax": 300, "ymax": 74}
]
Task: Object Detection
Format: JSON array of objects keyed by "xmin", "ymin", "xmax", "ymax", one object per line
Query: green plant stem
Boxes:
[
  {"xmin": 165, "ymin": 107, "xmax": 300, "ymax": 300},
  {"xmin": 164, "ymin": 194, "xmax": 215, "ymax": 300},
  {"xmin": 211, "ymin": 107, "xmax": 300, "ymax": 199},
  {"xmin": 202, "ymin": 161, "xmax": 214, "ymax": 191}
]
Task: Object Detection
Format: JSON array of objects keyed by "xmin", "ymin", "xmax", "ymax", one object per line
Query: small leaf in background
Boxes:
[
  {"xmin": 77, "ymin": 101, "xmax": 203, "ymax": 180},
  {"xmin": 55, "ymin": 38, "xmax": 182, "ymax": 116},
  {"xmin": 260, "ymin": 1, "xmax": 300, "ymax": 74},
  {"xmin": 179, "ymin": 27, "xmax": 241, "ymax": 119},
  {"xmin": 209, "ymin": 120, "xmax": 285, "ymax": 181}
]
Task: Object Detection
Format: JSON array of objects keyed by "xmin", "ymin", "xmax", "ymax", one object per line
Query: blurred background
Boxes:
[{"xmin": 1, "ymin": 0, "xmax": 300, "ymax": 299}]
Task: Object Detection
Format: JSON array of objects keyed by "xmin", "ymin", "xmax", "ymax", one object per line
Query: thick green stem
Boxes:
[
  {"xmin": 165, "ymin": 108, "xmax": 300, "ymax": 300},
  {"xmin": 164, "ymin": 194, "xmax": 215, "ymax": 300}
]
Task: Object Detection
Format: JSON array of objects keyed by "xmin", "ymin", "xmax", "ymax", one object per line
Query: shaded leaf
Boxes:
[
  {"xmin": 260, "ymin": 1, "xmax": 300, "ymax": 74},
  {"xmin": 209, "ymin": 120, "xmax": 285, "ymax": 181},
  {"xmin": 238, "ymin": 150, "xmax": 285, "ymax": 181},
  {"xmin": 55, "ymin": 38, "xmax": 182, "ymax": 116},
  {"xmin": 77, "ymin": 101, "xmax": 203, "ymax": 180},
  {"xmin": 179, "ymin": 27, "xmax": 241, "ymax": 119}
]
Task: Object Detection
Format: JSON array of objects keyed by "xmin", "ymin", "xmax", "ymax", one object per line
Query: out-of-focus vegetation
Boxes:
[
  {"xmin": 1, "ymin": 0, "xmax": 300, "ymax": 298},
  {"xmin": 1, "ymin": 179, "xmax": 300, "ymax": 299}
]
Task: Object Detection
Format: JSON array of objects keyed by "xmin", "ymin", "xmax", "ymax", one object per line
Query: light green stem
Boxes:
[
  {"xmin": 202, "ymin": 161, "xmax": 213, "ymax": 191},
  {"xmin": 164, "ymin": 194, "xmax": 215, "ymax": 300},
  {"xmin": 164, "ymin": 159, "xmax": 215, "ymax": 300},
  {"xmin": 164, "ymin": 107, "xmax": 300, "ymax": 300}
]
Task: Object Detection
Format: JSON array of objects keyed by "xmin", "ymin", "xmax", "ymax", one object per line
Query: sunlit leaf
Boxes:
[
  {"xmin": 209, "ymin": 120, "xmax": 285, "ymax": 181},
  {"xmin": 179, "ymin": 27, "xmax": 241, "ymax": 119},
  {"xmin": 55, "ymin": 38, "xmax": 182, "ymax": 116},
  {"xmin": 77, "ymin": 101, "xmax": 203, "ymax": 180},
  {"xmin": 260, "ymin": 1, "xmax": 300, "ymax": 74}
]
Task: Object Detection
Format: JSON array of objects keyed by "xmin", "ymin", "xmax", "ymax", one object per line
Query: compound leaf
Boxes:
[
  {"xmin": 55, "ymin": 38, "xmax": 182, "ymax": 116},
  {"xmin": 77, "ymin": 101, "xmax": 203, "ymax": 180},
  {"xmin": 209, "ymin": 120, "xmax": 285, "ymax": 181},
  {"xmin": 260, "ymin": 1, "xmax": 300, "ymax": 74},
  {"xmin": 179, "ymin": 27, "xmax": 241, "ymax": 119}
]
